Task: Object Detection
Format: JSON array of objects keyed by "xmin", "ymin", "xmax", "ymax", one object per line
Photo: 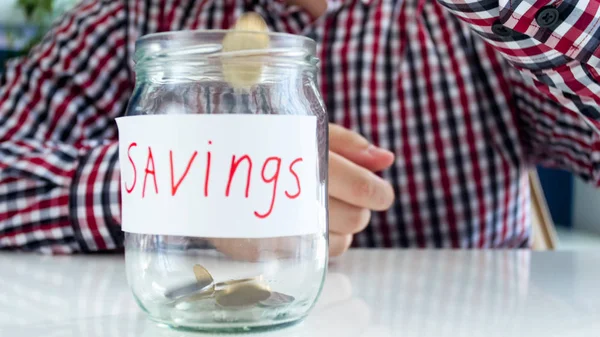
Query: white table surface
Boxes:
[{"xmin": 1, "ymin": 249, "xmax": 599, "ymax": 337}]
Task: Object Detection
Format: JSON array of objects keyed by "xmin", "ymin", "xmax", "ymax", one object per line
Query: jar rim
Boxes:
[{"xmin": 135, "ymin": 29, "xmax": 317, "ymax": 65}]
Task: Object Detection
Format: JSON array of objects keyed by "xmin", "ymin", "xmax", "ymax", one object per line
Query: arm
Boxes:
[
  {"xmin": 0, "ymin": 0, "xmax": 133, "ymax": 253},
  {"xmin": 439, "ymin": 0, "xmax": 600, "ymax": 183}
]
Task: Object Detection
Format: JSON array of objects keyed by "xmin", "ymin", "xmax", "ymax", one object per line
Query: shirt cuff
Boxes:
[
  {"xmin": 69, "ymin": 141, "xmax": 123, "ymax": 252},
  {"xmin": 499, "ymin": 0, "xmax": 600, "ymax": 67}
]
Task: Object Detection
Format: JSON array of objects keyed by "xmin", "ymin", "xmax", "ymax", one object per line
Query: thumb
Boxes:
[{"xmin": 329, "ymin": 124, "xmax": 395, "ymax": 172}]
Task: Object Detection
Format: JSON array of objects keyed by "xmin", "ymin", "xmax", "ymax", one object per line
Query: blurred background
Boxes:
[
  {"xmin": 1, "ymin": 0, "xmax": 599, "ymax": 250},
  {"xmin": 0, "ymin": 0, "xmax": 77, "ymax": 65}
]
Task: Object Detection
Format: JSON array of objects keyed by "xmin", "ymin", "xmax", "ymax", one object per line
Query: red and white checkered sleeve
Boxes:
[
  {"xmin": 439, "ymin": 0, "xmax": 600, "ymax": 183},
  {"xmin": 506, "ymin": 65, "xmax": 600, "ymax": 183},
  {"xmin": 0, "ymin": 0, "xmax": 132, "ymax": 253}
]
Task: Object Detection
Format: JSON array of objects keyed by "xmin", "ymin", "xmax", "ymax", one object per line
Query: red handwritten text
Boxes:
[
  {"xmin": 142, "ymin": 146, "xmax": 158, "ymax": 198},
  {"xmin": 254, "ymin": 157, "xmax": 282, "ymax": 219},
  {"xmin": 124, "ymin": 141, "xmax": 306, "ymax": 219},
  {"xmin": 125, "ymin": 142, "xmax": 138, "ymax": 193},
  {"xmin": 169, "ymin": 150, "xmax": 198, "ymax": 196}
]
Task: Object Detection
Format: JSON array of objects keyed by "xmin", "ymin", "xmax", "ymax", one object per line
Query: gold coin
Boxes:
[
  {"xmin": 215, "ymin": 275, "xmax": 263, "ymax": 289},
  {"xmin": 233, "ymin": 12, "xmax": 269, "ymax": 35},
  {"xmin": 193, "ymin": 264, "xmax": 214, "ymax": 285},
  {"xmin": 224, "ymin": 12, "xmax": 270, "ymax": 52},
  {"xmin": 221, "ymin": 12, "xmax": 270, "ymax": 88},
  {"xmin": 215, "ymin": 282, "xmax": 271, "ymax": 308}
]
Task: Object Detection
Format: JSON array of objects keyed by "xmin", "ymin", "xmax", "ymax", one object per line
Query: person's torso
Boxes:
[{"xmin": 120, "ymin": 0, "xmax": 532, "ymax": 248}]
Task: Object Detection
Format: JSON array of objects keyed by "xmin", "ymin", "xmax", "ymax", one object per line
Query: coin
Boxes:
[
  {"xmin": 215, "ymin": 275, "xmax": 263, "ymax": 289},
  {"xmin": 215, "ymin": 282, "xmax": 271, "ymax": 309},
  {"xmin": 193, "ymin": 264, "xmax": 214, "ymax": 284},
  {"xmin": 165, "ymin": 264, "xmax": 215, "ymax": 301},
  {"xmin": 164, "ymin": 280, "xmax": 213, "ymax": 300},
  {"xmin": 225, "ymin": 12, "xmax": 269, "ymax": 51},
  {"xmin": 258, "ymin": 291, "xmax": 295, "ymax": 307},
  {"xmin": 233, "ymin": 13, "xmax": 269, "ymax": 34},
  {"xmin": 221, "ymin": 12, "xmax": 270, "ymax": 88},
  {"xmin": 176, "ymin": 275, "xmax": 263, "ymax": 304},
  {"xmin": 174, "ymin": 287, "xmax": 215, "ymax": 305}
]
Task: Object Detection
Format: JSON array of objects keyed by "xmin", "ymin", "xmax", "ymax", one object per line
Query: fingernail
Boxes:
[{"xmin": 366, "ymin": 145, "xmax": 394, "ymax": 157}]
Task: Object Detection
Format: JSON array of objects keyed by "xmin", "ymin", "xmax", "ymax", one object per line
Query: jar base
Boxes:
[{"xmin": 148, "ymin": 315, "xmax": 306, "ymax": 333}]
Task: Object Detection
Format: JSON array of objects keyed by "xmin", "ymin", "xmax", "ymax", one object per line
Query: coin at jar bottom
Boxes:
[
  {"xmin": 174, "ymin": 286, "xmax": 215, "ymax": 306},
  {"xmin": 193, "ymin": 264, "xmax": 214, "ymax": 284},
  {"xmin": 215, "ymin": 276, "xmax": 263, "ymax": 289},
  {"xmin": 164, "ymin": 280, "xmax": 213, "ymax": 301},
  {"xmin": 258, "ymin": 291, "xmax": 295, "ymax": 308},
  {"xmin": 215, "ymin": 282, "xmax": 272, "ymax": 309}
]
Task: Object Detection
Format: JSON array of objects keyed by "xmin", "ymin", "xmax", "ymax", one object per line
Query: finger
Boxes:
[
  {"xmin": 329, "ymin": 197, "xmax": 371, "ymax": 235},
  {"xmin": 329, "ymin": 233, "xmax": 353, "ymax": 257},
  {"xmin": 329, "ymin": 124, "xmax": 395, "ymax": 172},
  {"xmin": 329, "ymin": 151, "xmax": 395, "ymax": 210}
]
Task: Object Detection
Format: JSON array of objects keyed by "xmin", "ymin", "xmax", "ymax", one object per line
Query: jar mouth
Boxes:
[{"xmin": 135, "ymin": 29, "xmax": 318, "ymax": 68}]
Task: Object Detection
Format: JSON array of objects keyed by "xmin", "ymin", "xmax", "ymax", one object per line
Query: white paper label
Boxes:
[{"xmin": 116, "ymin": 114, "xmax": 319, "ymax": 238}]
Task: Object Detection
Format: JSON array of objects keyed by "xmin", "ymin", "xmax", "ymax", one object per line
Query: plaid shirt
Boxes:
[{"xmin": 2, "ymin": 0, "xmax": 600, "ymax": 253}]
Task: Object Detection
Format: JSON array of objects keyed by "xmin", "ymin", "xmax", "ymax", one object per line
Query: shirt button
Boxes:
[
  {"xmin": 536, "ymin": 6, "xmax": 561, "ymax": 28},
  {"xmin": 491, "ymin": 21, "xmax": 513, "ymax": 37}
]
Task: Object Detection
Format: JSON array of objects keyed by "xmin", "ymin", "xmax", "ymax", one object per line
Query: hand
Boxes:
[{"xmin": 328, "ymin": 124, "xmax": 395, "ymax": 257}]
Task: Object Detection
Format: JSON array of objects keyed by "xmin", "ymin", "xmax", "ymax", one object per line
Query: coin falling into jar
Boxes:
[{"xmin": 221, "ymin": 12, "xmax": 270, "ymax": 88}]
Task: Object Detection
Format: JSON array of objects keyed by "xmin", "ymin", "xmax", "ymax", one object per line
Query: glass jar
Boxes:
[{"xmin": 117, "ymin": 30, "xmax": 328, "ymax": 332}]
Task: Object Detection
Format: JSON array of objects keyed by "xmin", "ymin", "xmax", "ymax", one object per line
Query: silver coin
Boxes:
[
  {"xmin": 258, "ymin": 291, "xmax": 295, "ymax": 307},
  {"xmin": 164, "ymin": 278, "xmax": 213, "ymax": 300},
  {"xmin": 174, "ymin": 286, "xmax": 216, "ymax": 305}
]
